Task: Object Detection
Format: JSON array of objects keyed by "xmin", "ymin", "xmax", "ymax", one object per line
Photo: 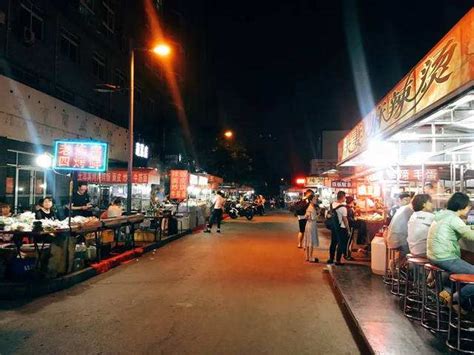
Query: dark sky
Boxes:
[{"xmin": 181, "ymin": 0, "xmax": 473, "ymax": 183}]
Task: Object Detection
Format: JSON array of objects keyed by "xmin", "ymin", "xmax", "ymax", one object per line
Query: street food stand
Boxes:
[
  {"xmin": 77, "ymin": 168, "xmax": 160, "ymax": 212},
  {"xmin": 337, "ymin": 9, "xmax": 474, "ymax": 248}
]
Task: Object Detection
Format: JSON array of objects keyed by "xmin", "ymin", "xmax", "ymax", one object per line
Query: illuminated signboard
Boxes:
[
  {"xmin": 53, "ymin": 140, "xmax": 108, "ymax": 172},
  {"xmin": 170, "ymin": 170, "xmax": 189, "ymax": 200}
]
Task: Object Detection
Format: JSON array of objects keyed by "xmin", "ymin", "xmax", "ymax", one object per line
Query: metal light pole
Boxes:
[
  {"xmin": 127, "ymin": 48, "xmax": 135, "ymax": 214},
  {"xmin": 126, "ymin": 43, "xmax": 171, "ymax": 214}
]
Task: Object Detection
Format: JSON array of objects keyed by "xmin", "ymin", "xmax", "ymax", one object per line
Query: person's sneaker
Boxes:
[
  {"xmin": 216, "ymin": 229, "xmax": 221, "ymax": 233},
  {"xmin": 326, "ymin": 259, "xmax": 334, "ymax": 264},
  {"xmin": 203, "ymin": 229, "xmax": 211, "ymax": 233}
]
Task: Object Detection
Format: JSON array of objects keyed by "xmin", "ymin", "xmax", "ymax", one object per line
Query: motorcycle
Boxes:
[{"xmin": 225, "ymin": 201, "xmax": 254, "ymax": 220}]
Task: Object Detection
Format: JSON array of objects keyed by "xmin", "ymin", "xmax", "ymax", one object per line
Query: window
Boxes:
[
  {"xmin": 102, "ymin": 0, "xmax": 115, "ymax": 34},
  {"xmin": 114, "ymin": 69, "xmax": 125, "ymax": 88},
  {"xmin": 60, "ymin": 30, "xmax": 80, "ymax": 63},
  {"xmin": 92, "ymin": 53, "xmax": 106, "ymax": 80},
  {"xmin": 148, "ymin": 98, "xmax": 156, "ymax": 114},
  {"xmin": 80, "ymin": 0, "xmax": 95, "ymax": 14},
  {"xmin": 153, "ymin": 0, "xmax": 163, "ymax": 12},
  {"xmin": 18, "ymin": 3, "xmax": 44, "ymax": 42},
  {"xmin": 135, "ymin": 84, "xmax": 142, "ymax": 103}
]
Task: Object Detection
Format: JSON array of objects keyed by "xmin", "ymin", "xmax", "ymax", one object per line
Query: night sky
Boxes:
[{"xmin": 180, "ymin": 0, "xmax": 473, "ymax": 188}]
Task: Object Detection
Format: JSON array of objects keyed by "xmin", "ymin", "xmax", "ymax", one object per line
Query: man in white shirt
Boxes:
[
  {"xmin": 386, "ymin": 199, "xmax": 414, "ymax": 256},
  {"xmin": 328, "ymin": 191, "xmax": 350, "ymax": 265},
  {"xmin": 407, "ymin": 194, "xmax": 434, "ymax": 256},
  {"xmin": 204, "ymin": 191, "xmax": 226, "ymax": 233}
]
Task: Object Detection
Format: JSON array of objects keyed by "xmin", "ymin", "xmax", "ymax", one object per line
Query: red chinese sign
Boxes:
[
  {"xmin": 77, "ymin": 170, "xmax": 150, "ymax": 184},
  {"xmin": 54, "ymin": 140, "xmax": 108, "ymax": 172},
  {"xmin": 170, "ymin": 170, "xmax": 189, "ymax": 200}
]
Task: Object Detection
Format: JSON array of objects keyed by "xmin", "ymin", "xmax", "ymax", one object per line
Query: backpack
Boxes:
[
  {"xmin": 324, "ymin": 204, "xmax": 345, "ymax": 231},
  {"xmin": 290, "ymin": 200, "xmax": 309, "ymax": 216}
]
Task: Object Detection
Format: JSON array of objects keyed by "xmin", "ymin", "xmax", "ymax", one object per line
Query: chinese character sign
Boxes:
[
  {"xmin": 54, "ymin": 140, "xmax": 108, "ymax": 172},
  {"xmin": 77, "ymin": 170, "xmax": 150, "ymax": 184},
  {"xmin": 170, "ymin": 170, "xmax": 189, "ymax": 200}
]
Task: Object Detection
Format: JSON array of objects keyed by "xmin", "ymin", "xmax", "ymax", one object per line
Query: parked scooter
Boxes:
[{"xmin": 225, "ymin": 201, "xmax": 254, "ymax": 220}]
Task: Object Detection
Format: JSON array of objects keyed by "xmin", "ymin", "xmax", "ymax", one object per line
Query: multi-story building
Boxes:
[{"xmin": 0, "ymin": 0, "xmax": 184, "ymax": 211}]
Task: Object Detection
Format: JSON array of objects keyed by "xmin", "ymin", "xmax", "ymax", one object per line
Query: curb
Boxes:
[{"xmin": 0, "ymin": 229, "xmax": 193, "ymax": 300}]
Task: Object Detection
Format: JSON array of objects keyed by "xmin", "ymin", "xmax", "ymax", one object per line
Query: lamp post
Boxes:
[{"xmin": 126, "ymin": 43, "xmax": 171, "ymax": 214}]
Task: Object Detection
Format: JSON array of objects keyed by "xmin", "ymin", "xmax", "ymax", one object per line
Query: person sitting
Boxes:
[
  {"xmin": 100, "ymin": 198, "xmax": 123, "ymax": 219},
  {"xmin": 407, "ymin": 194, "xmax": 433, "ymax": 257},
  {"xmin": 427, "ymin": 192, "xmax": 474, "ymax": 313},
  {"xmin": 386, "ymin": 193, "xmax": 414, "ymax": 258},
  {"xmin": 0, "ymin": 202, "xmax": 12, "ymax": 217},
  {"xmin": 35, "ymin": 197, "xmax": 57, "ymax": 220}
]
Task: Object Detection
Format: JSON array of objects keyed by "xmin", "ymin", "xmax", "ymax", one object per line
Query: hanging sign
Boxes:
[
  {"xmin": 53, "ymin": 140, "xmax": 108, "ymax": 172},
  {"xmin": 170, "ymin": 170, "xmax": 189, "ymax": 200},
  {"xmin": 331, "ymin": 180, "xmax": 353, "ymax": 188},
  {"xmin": 338, "ymin": 9, "xmax": 474, "ymax": 164}
]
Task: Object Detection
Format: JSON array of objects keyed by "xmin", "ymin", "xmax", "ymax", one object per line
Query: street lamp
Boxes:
[
  {"xmin": 224, "ymin": 130, "xmax": 234, "ymax": 139},
  {"xmin": 127, "ymin": 42, "xmax": 172, "ymax": 214}
]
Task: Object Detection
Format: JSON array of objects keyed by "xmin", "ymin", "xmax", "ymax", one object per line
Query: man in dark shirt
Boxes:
[{"xmin": 71, "ymin": 182, "xmax": 93, "ymax": 217}]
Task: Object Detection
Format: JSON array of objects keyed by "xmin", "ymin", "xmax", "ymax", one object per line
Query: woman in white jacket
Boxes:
[{"xmin": 407, "ymin": 194, "xmax": 434, "ymax": 257}]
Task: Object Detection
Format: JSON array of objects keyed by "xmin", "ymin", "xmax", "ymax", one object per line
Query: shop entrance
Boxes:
[{"xmin": 5, "ymin": 150, "xmax": 48, "ymax": 213}]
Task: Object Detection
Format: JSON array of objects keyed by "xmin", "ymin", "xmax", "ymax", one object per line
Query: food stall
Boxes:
[
  {"xmin": 0, "ymin": 211, "xmax": 144, "ymax": 280},
  {"xmin": 337, "ymin": 9, "xmax": 474, "ymax": 247},
  {"xmin": 77, "ymin": 168, "xmax": 160, "ymax": 212}
]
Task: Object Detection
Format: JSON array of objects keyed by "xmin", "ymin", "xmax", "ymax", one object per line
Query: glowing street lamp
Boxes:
[
  {"xmin": 152, "ymin": 43, "xmax": 171, "ymax": 57},
  {"xmin": 224, "ymin": 130, "xmax": 234, "ymax": 139},
  {"xmin": 36, "ymin": 153, "xmax": 52, "ymax": 169}
]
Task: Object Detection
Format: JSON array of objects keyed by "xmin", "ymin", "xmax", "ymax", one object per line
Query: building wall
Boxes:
[{"xmin": 0, "ymin": 0, "xmax": 178, "ymax": 147}]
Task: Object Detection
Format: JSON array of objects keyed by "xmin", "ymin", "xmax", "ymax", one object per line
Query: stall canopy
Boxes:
[{"xmin": 338, "ymin": 9, "xmax": 474, "ymax": 170}]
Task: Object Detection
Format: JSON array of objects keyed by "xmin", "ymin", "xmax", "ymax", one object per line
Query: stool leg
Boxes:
[{"xmin": 457, "ymin": 281, "xmax": 461, "ymax": 351}]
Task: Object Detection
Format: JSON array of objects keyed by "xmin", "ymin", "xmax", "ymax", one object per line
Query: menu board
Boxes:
[
  {"xmin": 54, "ymin": 140, "xmax": 108, "ymax": 172},
  {"xmin": 170, "ymin": 170, "xmax": 189, "ymax": 200},
  {"xmin": 331, "ymin": 180, "xmax": 353, "ymax": 188}
]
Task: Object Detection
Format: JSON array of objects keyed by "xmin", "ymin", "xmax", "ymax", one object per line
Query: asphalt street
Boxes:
[{"xmin": 0, "ymin": 211, "xmax": 359, "ymax": 354}]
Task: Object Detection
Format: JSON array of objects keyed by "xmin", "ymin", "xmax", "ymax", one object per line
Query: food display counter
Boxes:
[{"xmin": 0, "ymin": 212, "xmax": 144, "ymax": 280}]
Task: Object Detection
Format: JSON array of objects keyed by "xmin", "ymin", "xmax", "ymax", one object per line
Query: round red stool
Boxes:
[{"xmin": 447, "ymin": 274, "xmax": 474, "ymax": 353}]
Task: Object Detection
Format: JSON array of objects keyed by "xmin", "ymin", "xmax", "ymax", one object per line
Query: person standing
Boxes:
[
  {"xmin": 345, "ymin": 196, "xmax": 357, "ymax": 260},
  {"xmin": 327, "ymin": 191, "xmax": 350, "ymax": 265},
  {"xmin": 204, "ymin": 191, "xmax": 226, "ymax": 233},
  {"xmin": 303, "ymin": 195, "xmax": 319, "ymax": 263},
  {"xmin": 296, "ymin": 189, "xmax": 315, "ymax": 248},
  {"xmin": 70, "ymin": 182, "xmax": 93, "ymax": 217}
]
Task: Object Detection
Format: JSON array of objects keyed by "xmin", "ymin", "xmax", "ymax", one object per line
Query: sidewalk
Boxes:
[{"xmin": 328, "ymin": 264, "xmax": 446, "ymax": 354}]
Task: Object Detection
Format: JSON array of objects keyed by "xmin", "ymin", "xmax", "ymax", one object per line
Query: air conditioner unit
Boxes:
[{"xmin": 23, "ymin": 27, "xmax": 36, "ymax": 45}]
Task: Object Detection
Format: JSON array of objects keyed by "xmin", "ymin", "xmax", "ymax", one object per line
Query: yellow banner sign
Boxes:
[{"xmin": 338, "ymin": 8, "xmax": 474, "ymax": 164}]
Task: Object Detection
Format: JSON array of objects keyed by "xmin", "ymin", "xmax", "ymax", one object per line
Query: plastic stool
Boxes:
[
  {"xmin": 421, "ymin": 263, "xmax": 449, "ymax": 332},
  {"xmin": 447, "ymin": 274, "xmax": 474, "ymax": 353},
  {"xmin": 404, "ymin": 257, "xmax": 429, "ymax": 321}
]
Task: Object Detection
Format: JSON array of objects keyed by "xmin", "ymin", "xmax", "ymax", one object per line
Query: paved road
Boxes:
[{"xmin": 0, "ymin": 211, "xmax": 359, "ymax": 355}]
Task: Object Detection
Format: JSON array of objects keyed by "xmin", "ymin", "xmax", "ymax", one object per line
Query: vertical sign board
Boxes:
[
  {"xmin": 170, "ymin": 170, "xmax": 189, "ymax": 200},
  {"xmin": 53, "ymin": 140, "xmax": 108, "ymax": 172}
]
